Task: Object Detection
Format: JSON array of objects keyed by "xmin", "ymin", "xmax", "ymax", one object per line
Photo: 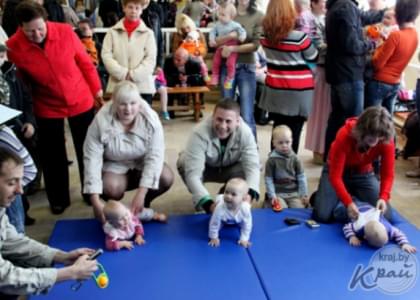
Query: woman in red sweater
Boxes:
[
  {"xmin": 7, "ymin": 1, "xmax": 103, "ymax": 214},
  {"xmin": 365, "ymin": 0, "xmax": 419, "ymax": 114},
  {"xmin": 312, "ymin": 106, "xmax": 395, "ymax": 223}
]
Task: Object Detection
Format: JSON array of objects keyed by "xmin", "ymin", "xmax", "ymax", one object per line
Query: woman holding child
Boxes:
[
  {"xmin": 365, "ymin": 0, "xmax": 419, "ymax": 114},
  {"xmin": 216, "ymin": 0, "xmax": 264, "ymax": 139},
  {"xmin": 171, "ymin": 13, "xmax": 208, "ymax": 57},
  {"xmin": 83, "ymin": 81, "xmax": 174, "ymax": 223},
  {"xmin": 312, "ymin": 106, "xmax": 395, "ymax": 223}
]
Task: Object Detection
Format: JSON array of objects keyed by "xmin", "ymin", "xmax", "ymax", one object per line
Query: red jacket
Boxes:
[
  {"xmin": 7, "ymin": 22, "xmax": 101, "ymax": 118},
  {"xmin": 328, "ymin": 118, "xmax": 395, "ymax": 206}
]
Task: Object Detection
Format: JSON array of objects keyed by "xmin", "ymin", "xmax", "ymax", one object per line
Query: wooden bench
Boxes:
[{"xmin": 165, "ymin": 86, "xmax": 210, "ymax": 122}]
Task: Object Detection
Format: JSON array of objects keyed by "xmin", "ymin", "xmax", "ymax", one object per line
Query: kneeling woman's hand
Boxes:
[{"xmin": 376, "ymin": 199, "xmax": 387, "ymax": 214}]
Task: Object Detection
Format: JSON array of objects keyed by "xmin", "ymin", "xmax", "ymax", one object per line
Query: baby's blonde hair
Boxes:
[
  {"xmin": 103, "ymin": 200, "xmax": 127, "ymax": 222},
  {"xmin": 364, "ymin": 220, "xmax": 389, "ymax": 248},
  {"xmin": 272, "ymin": 125, "xmax": 292, "ymax": 141},
  {"xmin": 226, "ymin": 177, "xmax": 249, "ymax": 195},
  {"xmin": 219, "ymin": 3, "xmax": 237, "ymax": 18}
]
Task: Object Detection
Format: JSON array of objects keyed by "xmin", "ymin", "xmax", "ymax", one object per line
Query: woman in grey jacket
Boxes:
[{"xmin": 83, "ymin": 81, "xmax": 173, "ymax": 223}]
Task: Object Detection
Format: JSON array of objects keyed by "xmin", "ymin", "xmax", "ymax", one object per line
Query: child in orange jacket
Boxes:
[{"xmin": 180, "ymin": 30, "xmax": 210, "ymax": 82}]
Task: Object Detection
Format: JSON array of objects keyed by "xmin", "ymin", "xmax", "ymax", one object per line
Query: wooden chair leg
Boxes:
[{"xmin": 194, "ymin": 93, "xmax": 200, "ymax": 121}]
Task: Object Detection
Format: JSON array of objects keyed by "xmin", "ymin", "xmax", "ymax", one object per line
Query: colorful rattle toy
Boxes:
[
  {"xmin": 71, "ymin": 249, "xmax": 109, "ymax": 291},
  {"xmin": 93, "ymin": 263, "xmax": 109, "ymax": 288}
]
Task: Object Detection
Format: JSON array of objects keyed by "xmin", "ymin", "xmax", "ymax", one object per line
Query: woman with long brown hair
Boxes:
[{"xmin": 259, "ymin": 0, "xmax": 318, "ymax": 153}]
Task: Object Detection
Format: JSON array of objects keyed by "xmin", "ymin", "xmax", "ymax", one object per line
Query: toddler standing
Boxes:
[
  {"xmin": 264, "ymin": 125, "xmax": 309, "ymax": 210},
  {"xmin": 154, "ymin": 68, "xmax": 170, "ymax": 120}
]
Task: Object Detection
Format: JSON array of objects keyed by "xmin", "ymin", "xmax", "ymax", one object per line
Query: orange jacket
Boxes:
[{"xmin": 180, "ymin": 40, "xmax": 207, "ymax": 57}]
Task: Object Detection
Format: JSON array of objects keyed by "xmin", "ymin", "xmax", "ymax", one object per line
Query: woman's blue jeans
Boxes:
[
  {"xmin": 312, "ymin": 164, "xmax": 392, "ymax": 223},
  {"xmin": 365, "ymin": 79, "xmax": 399, "ymax": 114},
  {"xmin": 6, "ymin": 194, "xmax": 25, "ymax": 233},
  {"xmin": 220, "ymin": 63, "xmax": 257, "ymax": 139}
]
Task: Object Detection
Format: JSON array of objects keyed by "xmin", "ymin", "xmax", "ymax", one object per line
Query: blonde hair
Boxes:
[
  {"xmin": 364, "ymin": 220, "xmax": 389, "ymax": 248},
  {"xmin": 219, "ymin": 3, "xmax": 237, "ymax": 18},
  {"xmin": 111, "ymin": 81, "xmax": 143, "ymax": 115},
  {"xmin": 175, "ymin": 14, "xmax": 197, "ymax": 34},
  {"xmin": 226, "ymin": 177, "xmax": 249, "ymax": 194},
  {"xmin": 103, "ymin": 200, "xmax": 127, "ymax": 222},
  {"xmin": 272, "ymin": 125, "xmax": 292, "ymax": 141}
]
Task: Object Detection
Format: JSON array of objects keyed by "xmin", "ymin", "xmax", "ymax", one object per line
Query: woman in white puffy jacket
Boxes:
[{"xmin": 83, "ymin": 81, "xmax": 173, "ymax": 223}]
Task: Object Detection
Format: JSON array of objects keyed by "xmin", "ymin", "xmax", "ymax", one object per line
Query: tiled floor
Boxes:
[{"xmin": 25, "ymin": 98, "xmax": 420, "ymax": 243}]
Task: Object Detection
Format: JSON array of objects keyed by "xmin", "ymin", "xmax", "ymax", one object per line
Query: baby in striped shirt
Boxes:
[{"xmin": 343, "ymin": 204, "xmax": 416, "ymax": 253}]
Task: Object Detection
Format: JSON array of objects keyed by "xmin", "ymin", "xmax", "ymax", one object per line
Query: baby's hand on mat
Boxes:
[
  {"xmin": 135, "ymin": 235, "xmax": 146, "ymax": 246},
  {"xmin": 238, "ymin": 240, "xmax": 251, "ymax": 248},
  {"xmin": 349, "ymin": 236, "xmax": 361, "ymax": 247},
  {"xmin": 119, "ymin": 241, "xmax": 134, "ymax": 250},
  {"xmin": 208, "ymin": 238, "xmax": 220, "ymax": 247},
  {"xmin": 401, "ymin": 243, "xmax": 417, "ymax": 254}
]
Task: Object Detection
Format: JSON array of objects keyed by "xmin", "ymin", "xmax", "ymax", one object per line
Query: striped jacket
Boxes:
[
  {"xmin": 0, "ymin": 126, "xmax": 36, "ymax": 186},
  {"xmin": 261, "ymin": 31, "xmax": 317, "ymax": 91}
]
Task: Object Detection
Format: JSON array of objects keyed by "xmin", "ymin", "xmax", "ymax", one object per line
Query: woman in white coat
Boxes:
[
  {"xmin": 83, "ymin": 81, "xmax": 173, "ymax": 223},
  {"xmin": 101, "ymin": 0, "xmax": 156, "ymax": 104}
]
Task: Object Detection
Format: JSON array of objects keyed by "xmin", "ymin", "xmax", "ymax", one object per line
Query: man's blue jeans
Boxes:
[
  {"xmin": 365, "ymin": 79, "xmax": 399, "ymax": 114},
  {"xmin": 312, "ymin": 164, "xmax": 392, "ymax": 223},
  {"xmin": 324, "ymin": 81, "xmax": 364, "ymax": 160},
  {"xmin": 6, "ymin": 194, "xmax": 25, "ymax": 233},
  {"xmin": 220, "ymin": 63, "xmax": 257, "ymax": 138}
]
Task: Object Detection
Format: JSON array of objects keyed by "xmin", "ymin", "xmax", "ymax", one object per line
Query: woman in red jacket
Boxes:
[
  {"xmin": 312, "ymin": 106, "xmax": 395, "ymax": 223},
  {"xmin": 7, "ymin": 1, "xmax": 103, "ymax": 214}
]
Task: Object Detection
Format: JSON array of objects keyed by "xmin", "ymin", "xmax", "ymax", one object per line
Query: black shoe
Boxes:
[
  {"xmin": 24, "ymin": 214, "xmax": 36, "ymax": 226},
  {"xmin": 51, "ymin": 204, "xmax": 69, "ymax": 215}
]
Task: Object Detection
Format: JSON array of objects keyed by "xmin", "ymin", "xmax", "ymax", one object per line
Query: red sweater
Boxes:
[
  {"xmin": 328, "ymin": 118, "xmax": 395, "ymax": 206},
  {"xmin": 372, "ymin": 27, "xmax": 418, "ymax": 84},
  {"xmin": 7, "ymin": 22, "xmax": 101, "ymax": 118},
  {"xmin": 123, "ymin": 18, "xmax": 140, "ymax": 38}
]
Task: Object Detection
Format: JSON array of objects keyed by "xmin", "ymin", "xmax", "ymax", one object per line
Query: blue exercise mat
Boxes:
[
  {"xmin": 31, "ymin": 214, "xmax": 267, "ymax": 300},
  {"xmin": 248, "ymin": 209, "xmax": 420, "ymax": 300}
]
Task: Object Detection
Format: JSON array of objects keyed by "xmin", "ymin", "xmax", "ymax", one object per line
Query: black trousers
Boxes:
[
  {"xmin": 36, "ymin": 108, "xmax": 94, "ymax": 209},
  {"xmin": 0, "ymin": 293, "xmax": 18, "ymax": 300},
  {"xmin": 140, "ymin": 93, "xmax": 153, "ymax": 105},
  {"xmin": 270, "ymin": 113, "xmax": 306, "ymax": 154}
]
